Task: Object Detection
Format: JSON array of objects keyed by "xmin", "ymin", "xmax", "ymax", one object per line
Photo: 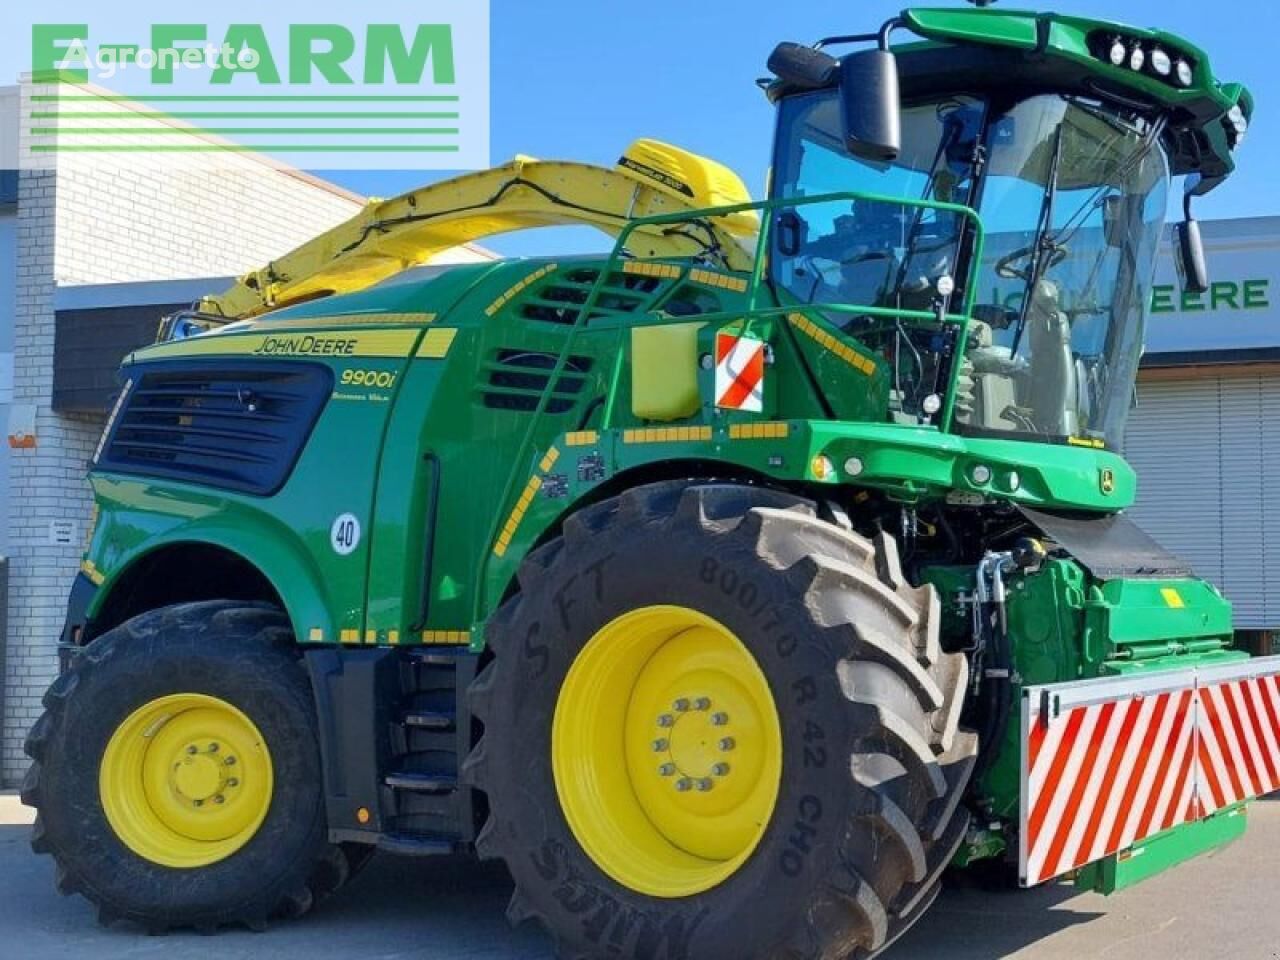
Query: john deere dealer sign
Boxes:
[
  {"xmin": 1145, "ymin": 217, "xmax": 1280, "ymax": 357},
  {"xmin": 2, "ymin": 0, "xmax": 489, "ymax": 170}
]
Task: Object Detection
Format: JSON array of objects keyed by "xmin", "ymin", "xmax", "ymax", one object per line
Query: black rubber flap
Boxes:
[{"xmin": 1017, "ymin": 506, "xmax": 1194, "ymax": 580}]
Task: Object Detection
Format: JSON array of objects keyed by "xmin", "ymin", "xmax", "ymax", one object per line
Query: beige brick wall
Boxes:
[
  {"xmin": 53, "ymin": 164, "xmax": 361, "ymax": 284},
  {"xmin": 2, "ymin": 156, "xmax": 364, "ymax": 783}
]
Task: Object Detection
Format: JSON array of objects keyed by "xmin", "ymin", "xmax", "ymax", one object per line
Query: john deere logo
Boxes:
[{"xmin": 1100, "ymin": 468, "xmax": 1115, "ymax": 495}]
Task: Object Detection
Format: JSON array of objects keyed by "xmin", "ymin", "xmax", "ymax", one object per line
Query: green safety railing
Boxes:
[{"xmin": 473, "ymin": 190, "xmax": 985, "ymax": 621}]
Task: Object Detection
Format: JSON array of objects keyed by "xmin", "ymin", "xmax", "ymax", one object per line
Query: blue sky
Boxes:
[{"xmin": 324, "ymin": 1, "xmax": 1272, "ymax": 258}]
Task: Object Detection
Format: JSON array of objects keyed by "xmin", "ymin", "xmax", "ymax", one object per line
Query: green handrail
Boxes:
[{"xmin": 472, "ymin": 190, "xmax": 985, "ymax": 622}]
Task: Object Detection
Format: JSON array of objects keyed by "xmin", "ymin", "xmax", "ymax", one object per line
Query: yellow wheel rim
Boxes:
[
  {"xmin": 553, "ymin": 605, "xmax": 782, "ymax": 898},
  {"xmin": 99, "ymin": 693, "xmax": 274, "ymax": 869}
]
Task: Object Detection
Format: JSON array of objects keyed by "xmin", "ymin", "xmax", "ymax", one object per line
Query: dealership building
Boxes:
[
  {"xmin": 0, "ymin": 84, "xmax": 493, "ymax": 784},
  {"xmin": 1127, "ymin": 215, "xmax": 1280, "ymax": 644}
]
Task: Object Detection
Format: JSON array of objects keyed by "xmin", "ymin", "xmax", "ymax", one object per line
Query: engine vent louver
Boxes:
[
  {"xmin": 518, "ymin": 267, "xmax": 667, "ymax": 325},
  {"xmin": 479, "ymin": 350, "xmax": 594, "ymax": 414},
  {"xmin": 96, "ymin": 362, "xmax": 332, "ymax": 496}
]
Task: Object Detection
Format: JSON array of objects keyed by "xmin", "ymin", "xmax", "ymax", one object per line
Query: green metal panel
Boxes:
[
  {"xmin": 904, "ymin": 8, "xmax": 1044, "ymax": 50},
  {"xmin": 1074, "ymin": 802, "xmax": 1249, "ymax": 895}
]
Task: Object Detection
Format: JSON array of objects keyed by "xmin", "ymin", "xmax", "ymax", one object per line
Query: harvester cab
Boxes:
[{"xmin": 25, "ymin": 5, "xmax": 1280, "ymax": 960}]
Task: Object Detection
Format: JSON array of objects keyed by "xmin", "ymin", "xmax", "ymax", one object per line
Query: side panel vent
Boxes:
[
  {"xmin": 479, "ymin": 350, "xmax": 593, "ymax": 413},
  {"xmin": 519, "ymin": 268, "xmax": 667, "ymax": 325},
  {"xmin": 97, "ymin": 361, "xmax": 332, "ymax": 496}
]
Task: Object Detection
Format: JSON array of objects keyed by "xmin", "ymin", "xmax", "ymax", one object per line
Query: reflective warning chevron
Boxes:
[
  {"xmin": 714, "ymin": 331, "xmax": 765, "ymax": 412},
  {"xmin": 1196, "ymin": 670, "xmax": 1280, "ymax": 812},
  {"xmin": 1020, "ymin": 657, "xmax": 1280, "ymax": 887}
]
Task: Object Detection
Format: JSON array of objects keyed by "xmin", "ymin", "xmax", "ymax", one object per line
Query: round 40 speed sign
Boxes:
[{"xmin": 330, "ymin": 512, "xmax": 361, "ymax": 556}]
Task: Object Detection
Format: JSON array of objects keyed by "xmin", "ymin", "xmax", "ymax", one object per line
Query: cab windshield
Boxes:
[
  {"xmin": 970, "ymin": 95, "xmax": 1168, "ymax": 448},
  {"xmin": 771, "ymin": 90, "xmax": 1170, "ymax": 447}
]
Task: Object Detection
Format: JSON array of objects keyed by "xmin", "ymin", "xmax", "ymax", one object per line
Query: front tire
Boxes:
[
  {"xmin": 466, "ymin": 482, "xmax": 977, "ymax": 959},
  {"xmin": 23, "ymin": 601, "xmax": 357, "ymax": 931}
]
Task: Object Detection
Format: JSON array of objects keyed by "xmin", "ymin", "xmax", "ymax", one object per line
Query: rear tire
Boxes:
[
  {"xmin": 23, "ymin": 601, "xmax": 357, "ymax": 931},
  {"xmin": 466, "ymin": 481, "xmax": 977, "ymax": 959}
]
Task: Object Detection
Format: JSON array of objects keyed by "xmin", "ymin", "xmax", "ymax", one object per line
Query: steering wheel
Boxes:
[{"xmin": 995, "ymin": 243, "xmax": 1068, "ymax": 282}]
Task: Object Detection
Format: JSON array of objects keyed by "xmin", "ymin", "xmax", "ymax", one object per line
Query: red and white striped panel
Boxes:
[
  {"xmin": 1020, "ymin": 657, "xmax": 1280, "ymax": 887},
  {"xmin": 714, "ymin": 332, "xmax": 766, "ymax": 412},
  {"xmin": 1196, "ymin": 671, "xmax": 1280, "ymax": 813}
]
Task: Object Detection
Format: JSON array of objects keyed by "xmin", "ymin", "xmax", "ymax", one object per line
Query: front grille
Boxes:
[{"xmin": 96, "ymin": 361, "xmax": 332, "ymax": 496}]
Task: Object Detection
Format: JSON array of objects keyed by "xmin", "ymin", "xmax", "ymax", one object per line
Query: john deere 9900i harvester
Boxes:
[{"xmin": 24, "ymin": 5, "xmax": 1280, "ymax": 958}]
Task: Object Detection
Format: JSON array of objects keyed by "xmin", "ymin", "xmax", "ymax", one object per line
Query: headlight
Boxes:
[
  {"xmin": 1129, "ymin": 46, "xmax": 1146, "ymax": 72},
  {"xmin": 1150, "ymin": 48, "xmax": 1172, "ymax": 76},
  {"xmin": 1109, "ymin": 38, "xmax": 1127, "ymax": 66},
  {"xmin": 1175, "ymin": 59, "xmax": 1194, "ymax": 86},
  {"xmin": 811, "ymin": 455, "xmax": 835, "ymax": 482},
  {"xmin": 1229, "ymin": 104, "xmax": 1248, "ymax": 134}
]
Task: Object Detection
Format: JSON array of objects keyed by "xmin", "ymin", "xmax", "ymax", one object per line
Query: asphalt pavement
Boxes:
[{"xmin": 2, "ymin": 793, "xmax": 1277, "ymax": 959}]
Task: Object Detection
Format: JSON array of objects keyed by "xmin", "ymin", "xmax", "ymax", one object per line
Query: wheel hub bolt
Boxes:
[
  {"xmin": 658, "ymin": 763, "xmax": 676, "ymax": 777},
  {"xmin": 713, "ymin": 763, "xmax": 731, "ymax": 777},
  {"xmin": 673, "ymin": 698, "xmax": 691, "ymax": 713},
  {"xmin": 719, "ymin": 737, "xmax": 736, "ymax": 751},
  {"xmin": 193, "ymin": 799, "xmax": 204, "ymax": 807},
  {"xmin": 711, "ymin": 712, "xmax": 729, "ymax": 726},
  {"xmin": 696, "ymin": 779, "xmax": 714, "ymax": 792},
  {"xmin": 693, "ymin": 697, "xmax": 711, "ymax": 711},
  {"xmin": 224, "ymin": 756, "xmax": 237, "ymax": 766},
  {"xmin": 675, "ymin": 778, "xmax": 693, "ymax": 792},
  {"xmin": 213, "ymin": 795, "xmax": 225, "ymax": 805},
  {"xmin": 657, "ymin": 714, "xmax": 675, "ymax": 728},
  {"xmin": 208, "ymin": 743, "xmax": 219, "ymax": 753},
  {"xmin": 186, "ymin": 745, "xmax": 198, "ymax": 755},
  {"xmin": 227, "ymin": 778, "xmax": 239, "ymax": 788},
  {"xmin": 652, "ymin": 738, "xmax": 669, "ymax": 752}
]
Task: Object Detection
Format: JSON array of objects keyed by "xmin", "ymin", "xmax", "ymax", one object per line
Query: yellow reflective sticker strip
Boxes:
[
  {"xmin": 339, "ymin": 629, "xmax": 361, "ymax": 643},
  {"xmin": 417, "ymin": 328, "xmax": 458, "ymax": 358},
  {"xmin": 485, "ymin": 263, "xmax": 559, "ymax": 317},
  {"xmin": 622, "ymin": 426, "xmax": 712, "ymax": 444},
  {"xmin": 250, "ymin": 312, "xmax": 436, "ymax": 331},
  {"xmin": 788, "ymin": 313, "xmax": 875, "ymax": 375},
  {"xmin": 493, "ymin": 446, "xmax": 560, "ymax": 558},
  {"xmin": 624, "ymin": 261, "xmax": 682, "ymax": 280},
  {"xmin": 80, "ymin": 560, "xmax": 105, "ymax": 586},
  {"xmin": 565, "ymin": 430, "xmax": 599, "ymax": 447},
  {"xmin": 729, "ymin": 422, "xmax": 789, "ymax": 439},
  {"xmin": 1161, "ymin": 588, "xmax": 1186, "ymax": 609},
  {"xmin": 422, "ymin": 630, "xmax": 471, "ymax": 645},
  {"xmin": 308, "ymin": 628, "xmax": 324, "ymax": 642},
  {"xmin": 137, "ymin": 328, "xmax": 422, "ymax": 361},
  {"xmin": 689, "ymin": 268, "xmax": 748, "ymax": 293}
]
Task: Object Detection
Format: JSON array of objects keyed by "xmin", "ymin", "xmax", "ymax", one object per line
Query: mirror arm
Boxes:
[{"xmin": 878, "ymin": 17, "xmax": 904, "ymax": 51}]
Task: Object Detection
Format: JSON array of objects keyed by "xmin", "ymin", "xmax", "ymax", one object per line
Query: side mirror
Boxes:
[
  {"xmin": 840, "ymin": 49, "xmax": 901, "ymax": 162},
  {"xmin": 1174, "ymin": 220, "xmax": 1209, "ymax": 295}
]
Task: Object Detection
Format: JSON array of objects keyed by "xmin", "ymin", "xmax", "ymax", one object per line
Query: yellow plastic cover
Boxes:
[{"xmin": 631, "ymin": 322, "xmax": 705, "ymax": 422}]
